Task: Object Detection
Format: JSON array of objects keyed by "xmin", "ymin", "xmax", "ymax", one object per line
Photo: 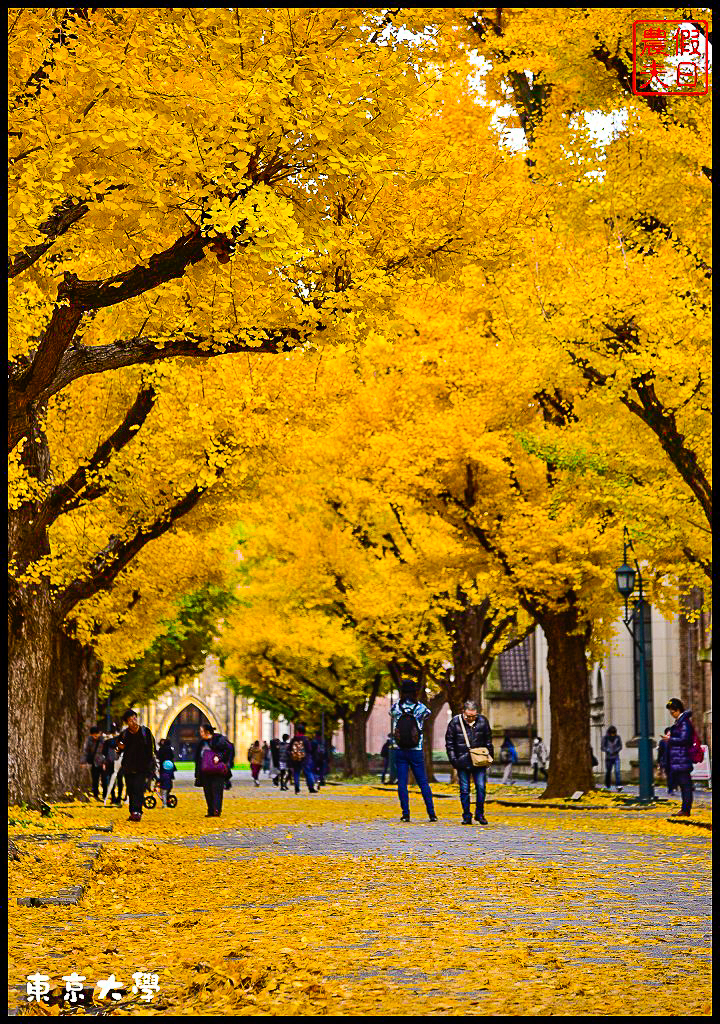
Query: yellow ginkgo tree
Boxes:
[{"xmin": 9, "ymin": 8, "xmax": 533, "ymax": 803}]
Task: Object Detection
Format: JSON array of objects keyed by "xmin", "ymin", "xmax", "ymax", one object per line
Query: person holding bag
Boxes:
[
  {"xmin": 445, "ymin": 700, "xmax": 494, "ymax": 825},
  {"xmin": 195, "ymin": 724, "xmax": 234, "ymax": 817}
]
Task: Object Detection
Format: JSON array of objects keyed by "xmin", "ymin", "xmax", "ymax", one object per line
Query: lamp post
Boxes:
[
  {"xmin": 388, "ymin": 682, "xmax": 396, "ymax": 785},
  {"xmin": 615, "ymin": 526, "xmax": 654, "ymax": 803}
]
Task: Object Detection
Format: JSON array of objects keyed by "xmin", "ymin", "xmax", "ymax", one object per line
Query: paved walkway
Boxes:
[{"xmin": 9, "ymin": 774, "xmax": 712, "ymax": 1016}]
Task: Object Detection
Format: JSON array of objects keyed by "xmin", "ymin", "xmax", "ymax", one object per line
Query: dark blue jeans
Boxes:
[
  {"xmin": 293, "ymin": 764, "xmax": 316, "ymax": 792},
  {"xmin": 395, "ymin": 748, "xmax": 435, "ymax": 818},
  {"xmin": 674, "ymin": 770, "xmax": 693, "ymax": 814},
  {"xmin": 457, "ymin": 766, "xmax": 487, "ymax": 821},
  {"xmin": 605, "ymin": 758, "xmax": 621, "ymax": 788}
]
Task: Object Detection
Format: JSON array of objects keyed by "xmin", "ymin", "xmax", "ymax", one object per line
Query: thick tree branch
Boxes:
[
  {"xmin": 9, "ymin": 198, "xmax": 89, "ymax": 278},
  {"xmin": 57, "ymin": 469, "xmax": 223, "ymax": 615},
  {"xmin": 8, "ymin": 185, "xmax": 129, "ymax": 279},
  {"xmin": 8, "ymin": 327, "xmax": 302, "ymax": 455},
  {"xmin": 37, "ymin": 384, "xmax": 157, "ymax": 532},
  {"xmin": 569, "ymin": 351, "xmax": 712, "ymax": 527},
  {"xmin": 55, "ymin": 328, "xmax": 302, "ymax": 393},
  {"xmin": 12, "ymin": 228, "xmax": 210, "ymax": 420}
]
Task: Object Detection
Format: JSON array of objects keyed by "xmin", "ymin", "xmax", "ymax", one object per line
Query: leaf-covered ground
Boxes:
[{"xmin": 9, "ymin": 779, "xmax": 711, "ymax": 1016}]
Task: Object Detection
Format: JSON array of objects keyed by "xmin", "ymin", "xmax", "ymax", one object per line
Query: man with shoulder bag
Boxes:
[{"xmin": 445, "ymin": 700, "xmax": 494, "ymax": 825}]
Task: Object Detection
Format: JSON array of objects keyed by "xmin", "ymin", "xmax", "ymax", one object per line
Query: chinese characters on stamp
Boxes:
[{"xmin": 633, "ymin": 20, "xmax": 709, "ymax": 96}]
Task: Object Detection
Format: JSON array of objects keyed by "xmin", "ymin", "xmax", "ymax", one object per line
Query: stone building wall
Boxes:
[{"xmin": 141, "ymin": 655, "xmax": 268, "ymax": 762}]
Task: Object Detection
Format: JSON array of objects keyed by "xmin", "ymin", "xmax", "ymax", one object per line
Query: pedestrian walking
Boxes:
[
  {"xmin": 101, "ymin": 725, "xmax": 123, "ymax": 805},
  {"xmin": 277, "ymin": 733, "xmax": 290, "ymax": 790},
  {"xmin": 158, "ymin": 756, "xmax": 176, "ymax": 807},
  {"xmin": 445, "ymin": 700, "xmax": 494, "ymax": 825},
  {"xmin": 665, "ymin": 699, "xmax": 699, "ymax": 817},
  {"xmin": 270, "ymin": 736, "xmax": 281, "ymax": 786},
  {"xmin": 391, "ymin": 679, "xmax": 437, "ymax": 823},
  {"xmin": 248, "ymin": 741, "xmax": 263, "ymax": 785},
  {"xmin": 116, "ymin": 710, "xmax": 156, "ymax": 822},
  {"xmin": 313, "ymin": 731, "xmax": 328, "ymax": 787},
  {"xmin": 657, "ymin": 729, "xmax": 676, "ymax": 794},
  {"xmin": 196, "ymin": 724, "xmax": 234, "ymax": 817},
  {"xmin": 499, "ymin": 731, "xmax": 518, "ymax": 785},
  {"xmin": 83, "ymin": 724, "xmax": 106, "ymax": 799},
  {"xmin": 530, "ymin": 736, "xmax": 548, "ymax": 782},
  {"xmin": 601, "ymin": 726, "xmax": 623, "ymax": 791},
  {"xmin": 286, "ymin": 723, "xmax": 317, "ymax": 793},
  {"xmin": 380, "ymin": 735, "xmax": 392, "ymax": 783},
  {"xmin": 262, "ymin": 740, "xmax": 271, "ymax": 776}
]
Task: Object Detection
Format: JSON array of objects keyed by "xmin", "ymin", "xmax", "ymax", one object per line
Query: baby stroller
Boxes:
[{"xmin": 142, "ymin": 774, "xmax": 177, "ymax": 809}]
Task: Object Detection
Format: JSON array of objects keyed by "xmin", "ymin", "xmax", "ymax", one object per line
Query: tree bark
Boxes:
[
  {"xmin": 422, "ymin": 691, "xmax": 447, "ymax": 783},
  {"xmin": 342, "ymin": 707, "xmax": 369, "ymax": 777},
  {"xmin": 8, "ymin": 576, "xmax": 55, "ymax": 805},
  {"xmin": 8, "ymin": 410, "xmax": 55, "ymax": 805},
  {"xmin": 539, "ymin": 605, "xmax": 595, "ymax": 798},
  {"xmin": 43, "ymin": 629, "xmax": 103, "ymax": 799}
]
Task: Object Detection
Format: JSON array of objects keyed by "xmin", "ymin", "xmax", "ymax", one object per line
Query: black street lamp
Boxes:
[{"xmin": 615, "ymin": 526, "xmax": 654, "ymax": 803}]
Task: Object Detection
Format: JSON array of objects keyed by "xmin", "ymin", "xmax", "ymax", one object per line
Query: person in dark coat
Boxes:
[
  {"xmin": 312, "ymin": 731, "xmax": 329, "ymax": 787},
  {"xmin": 157, "ymin": 737, "xmax": 175, "ymax": 765},
  {"xmin": 83, "ymin": 725, "xmax": 106, "ymax": 799},
  {"xmin": 101, "ymin": 726, "xmax": 124, "ymax": 804},
  {"xmin": 665, "ymin": 699, "xmax": 695, "ymax": 816},
  {"xmin": 380, "ymin": 735, "xmax": 392, "ymax": 784},
  {"xmin": 116, "ymin": 710, "xmax": 156, "ymax": 821},
  {"xmin": 601, "ymin": 726, "xmax": 623, "ymax": 790},
  {"xmin": 195, "ymin": 725, "xmax": 234, "ymax": 817},
  {"xmin": 657, "ymin": 729, "xmax": 675, "ymax": 794},
  {"xmin": 445, "ymin": 700, "xmax": 494, "ymax": 825}
]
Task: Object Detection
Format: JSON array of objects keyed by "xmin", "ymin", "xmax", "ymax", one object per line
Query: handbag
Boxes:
[
  {"xmin": 458, "ymin": 716, "xmax": 493, "ymax": 769},
  {"xmin": 200, "ymin": 747, "xmax": 227, "ymax": 776}
]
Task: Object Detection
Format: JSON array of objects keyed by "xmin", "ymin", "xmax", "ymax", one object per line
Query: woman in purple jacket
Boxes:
[{"xmin": 664, "ymin": 698, "xmax": 695, "ymax": 816}]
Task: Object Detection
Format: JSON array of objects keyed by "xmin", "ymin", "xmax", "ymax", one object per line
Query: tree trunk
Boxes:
[
  {"xmin": 8, "ymin": 572, "xmax": 103, "ymax": 805},
  {"xmin": 8, "ymin": 410, "xmax": 55, "ymax": 806},
  {"xmin": 8, "ymin": 576, "xmax": 55, "ymax": 805},
  {"xmin": 422, "ymin": 691, "xmax": 447, "ymax": 783},
  {"xmin": 539, "ymin": 605, "xmax": 594, "ymax": 798},
  {"xmin": 43, "ymin": 628, "xmax": 103, "ymax": 799},
  {"xmin": 342, "ymin": 707, "xmax": 369, "ymax": 777}
]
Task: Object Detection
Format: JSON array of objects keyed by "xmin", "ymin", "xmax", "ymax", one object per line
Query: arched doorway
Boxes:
[{"xmin": 165, "ymin": 704, "xmax": 213, "ymax": 761}]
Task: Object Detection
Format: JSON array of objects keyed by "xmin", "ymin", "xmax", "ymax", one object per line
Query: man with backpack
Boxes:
[
  {"xmin": 391, "ymin": 679, "xmax": 437, "ymax": 823},
  {"xmin": 445, "ymin": 700, "xmax": 494, "ymax": 825},
  {"xmin": 665, "ymin": 698, "xmax": 701, "ymax": 817},
  {"xmin": 287, "ymin": 723, "xmax": 317, "ymax": 794},
  {"xmin": 116, "ymin": 709, "xmax": 156, "ymax": 822}
]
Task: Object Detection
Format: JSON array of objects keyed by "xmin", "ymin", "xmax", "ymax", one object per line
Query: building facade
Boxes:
[
  {"xmin": 535, "ymin": 603, "xmax": 712, "ymax": 776},
  {"xmin": 140, "ymin": 655, "xmax": 286, "ymax": 762}
]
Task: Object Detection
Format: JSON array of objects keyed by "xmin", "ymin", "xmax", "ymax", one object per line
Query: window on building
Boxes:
[{"xmin": 633, "ymin": 602, "xmax": 654, "ymax": 737}]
